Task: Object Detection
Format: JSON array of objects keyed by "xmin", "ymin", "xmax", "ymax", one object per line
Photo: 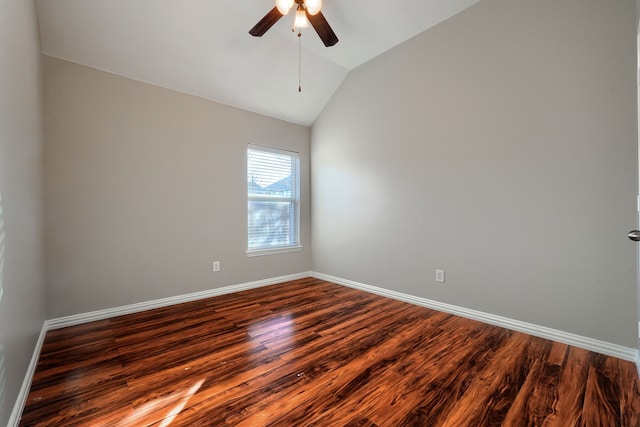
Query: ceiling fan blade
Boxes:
[
  {"xmin": 306, "ymin": 10, "xmax": 339, "ymax": 47},
  {"xmin": 249, "ymin": 7, "xmax": 283, "ymax": 37}
]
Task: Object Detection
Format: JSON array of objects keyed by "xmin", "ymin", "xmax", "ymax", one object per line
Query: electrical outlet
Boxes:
[
  {"xmin": 435, "ymin": 269, "xmax": 445, "ymax": 283},
  {"xmin": 213, "ymin": 261, "xmax": 220, "ymax": 272}
]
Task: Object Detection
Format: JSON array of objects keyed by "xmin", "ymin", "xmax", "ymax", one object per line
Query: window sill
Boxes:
[{"xmin": 246, "ymin": 245, "xmax": 303, "ymax": 257}]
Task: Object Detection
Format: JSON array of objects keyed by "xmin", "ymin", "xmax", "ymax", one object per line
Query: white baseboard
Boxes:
[
  {"xmin": 7, "ymin": 271, "xmax": 310, "ymax": 426},
  {"xmin": 8, "ymin": 323, "xmax": 48, "ymax": 427},
  {"xmin": 10, "ymin": 270, "xmax": 639, "ymax": 426},
  {"xmin": 47, "ymin": 271, "xmax": 311, "ymax": 330},
  {"xmin": 311, "ymin": 271, "xmax": 639, "ymax": 362}
]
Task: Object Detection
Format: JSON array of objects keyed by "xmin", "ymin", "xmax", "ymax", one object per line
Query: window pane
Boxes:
[
  {"xmin": 248, "ymin": 149, "xmax": 293, "ymax": 197},
  {"xmin": 248, "ymin": 200, "xmax": 295, "ymax": 249}
]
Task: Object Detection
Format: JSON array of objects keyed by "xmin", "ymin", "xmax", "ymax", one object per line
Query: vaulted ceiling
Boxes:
[{"xmin": 36, "ymin": 0, "xmax": 480, "ymax": 126}]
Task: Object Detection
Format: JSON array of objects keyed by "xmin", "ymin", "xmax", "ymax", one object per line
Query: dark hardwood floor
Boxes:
[{"xmin": 20, "ymin": 277, "xmax": 640, "ymax": 426}]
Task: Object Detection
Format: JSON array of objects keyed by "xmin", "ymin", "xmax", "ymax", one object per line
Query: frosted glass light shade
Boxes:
[
  {"xmin": 305, "ymin": 0, "xmax": 322, "ymax": 15},
  {"xmin": 275, "ymin": 0, "xmax": 294, "ymax": 15},
  {"xmin": 294, "ymin": 8, "xmax": 309, "ymax": 27}
]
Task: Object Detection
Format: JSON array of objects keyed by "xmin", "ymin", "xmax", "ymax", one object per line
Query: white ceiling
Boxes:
[{"xmin": 36, "ymin": 0, "xmax": 480, "ymax": 126}]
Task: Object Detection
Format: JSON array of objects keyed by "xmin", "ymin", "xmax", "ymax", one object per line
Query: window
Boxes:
[{"xmin": 247, "ymin": 145, "xmax": 301, "ymax": 255}]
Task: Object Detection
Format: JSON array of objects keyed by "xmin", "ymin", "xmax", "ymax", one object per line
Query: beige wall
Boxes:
[
  {"xmin": 312, "ymin": 0, "xmax": 638, "ymax": 347},
  {"xmin": 3, "ymin": 0, "xmax": 636, "ymax": 421},
  {"xmin": 44, "ymin": 56, "xmax": 311, "ymax": 317},
  {"xmin": 0, "ymin": 0, "xmax": 46, "ymax": 423},
  {"xmin": 636, "ymin": 0, "xmax": 640, "ymax": 361}
]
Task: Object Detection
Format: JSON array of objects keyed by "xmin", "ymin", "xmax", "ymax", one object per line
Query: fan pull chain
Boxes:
[{"xmin": 298, "ymin": 30, "xmax": 302, "ymax": 92}]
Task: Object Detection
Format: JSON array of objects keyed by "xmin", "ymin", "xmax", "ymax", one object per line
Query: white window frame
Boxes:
[{"xmin": 246, "ymin": 144, "xmax": 302, "ymax": 257}]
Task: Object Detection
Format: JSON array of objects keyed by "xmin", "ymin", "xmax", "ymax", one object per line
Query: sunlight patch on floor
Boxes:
[{"xmin": 121, "ymin": 379, "xmax": 204, "ymax": 426}]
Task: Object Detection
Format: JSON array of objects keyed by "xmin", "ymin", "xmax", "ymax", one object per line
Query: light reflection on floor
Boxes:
[
  {"xmin": 247, "ymin": 314, "xmax": 294, "ymax": 351},
  {"xmin": 120, "ymin": 379, "xmax": 204, "ymax": 426}
]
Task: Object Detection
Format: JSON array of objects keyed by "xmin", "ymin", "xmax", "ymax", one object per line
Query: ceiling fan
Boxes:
[{"xmin": 249, "ymin": 0, "xmax": 339, "ymax": 47}]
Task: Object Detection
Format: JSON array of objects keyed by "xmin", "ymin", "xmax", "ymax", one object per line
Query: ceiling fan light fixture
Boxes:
[
  {"xmin": 305, "ymin": 0, "xmax": 322, "ymax": 15},
  {"xmin": 275, "ymin": 0, "xmax": 294, "ymax": 15},
  {"xmin": 249, "ymin": 0, "xmax": 338, "ymax": 47},
  {"xmin": 294, "ymin": 6, "xmax": 309, "ymax": 28}
]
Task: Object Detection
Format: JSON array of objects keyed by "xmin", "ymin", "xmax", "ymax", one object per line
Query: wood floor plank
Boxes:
[
  {"xmin": 541, "ymin": 345, "xmax": 590, "ymax": 427},
  {"xmin": 19, "ymin": 278, "xmax": 640, "ymax": 426},
  {"xmin": 582, "ymin": 353, "xmax": 622, "ymax": 427},
  {"xmin": 226, "ymin": 315, "xmax": 437, "ymax": 425},
  {"xmin": 436, "ymin": 332, "xmax": 539, "ymax": 427},
  {"xmin": 620, "ymin": 359, "xmax": 640, "ymax": 427},
  {"xmin": 375, "ymin": 325, "xmax": 512, "ymax": 426}
]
